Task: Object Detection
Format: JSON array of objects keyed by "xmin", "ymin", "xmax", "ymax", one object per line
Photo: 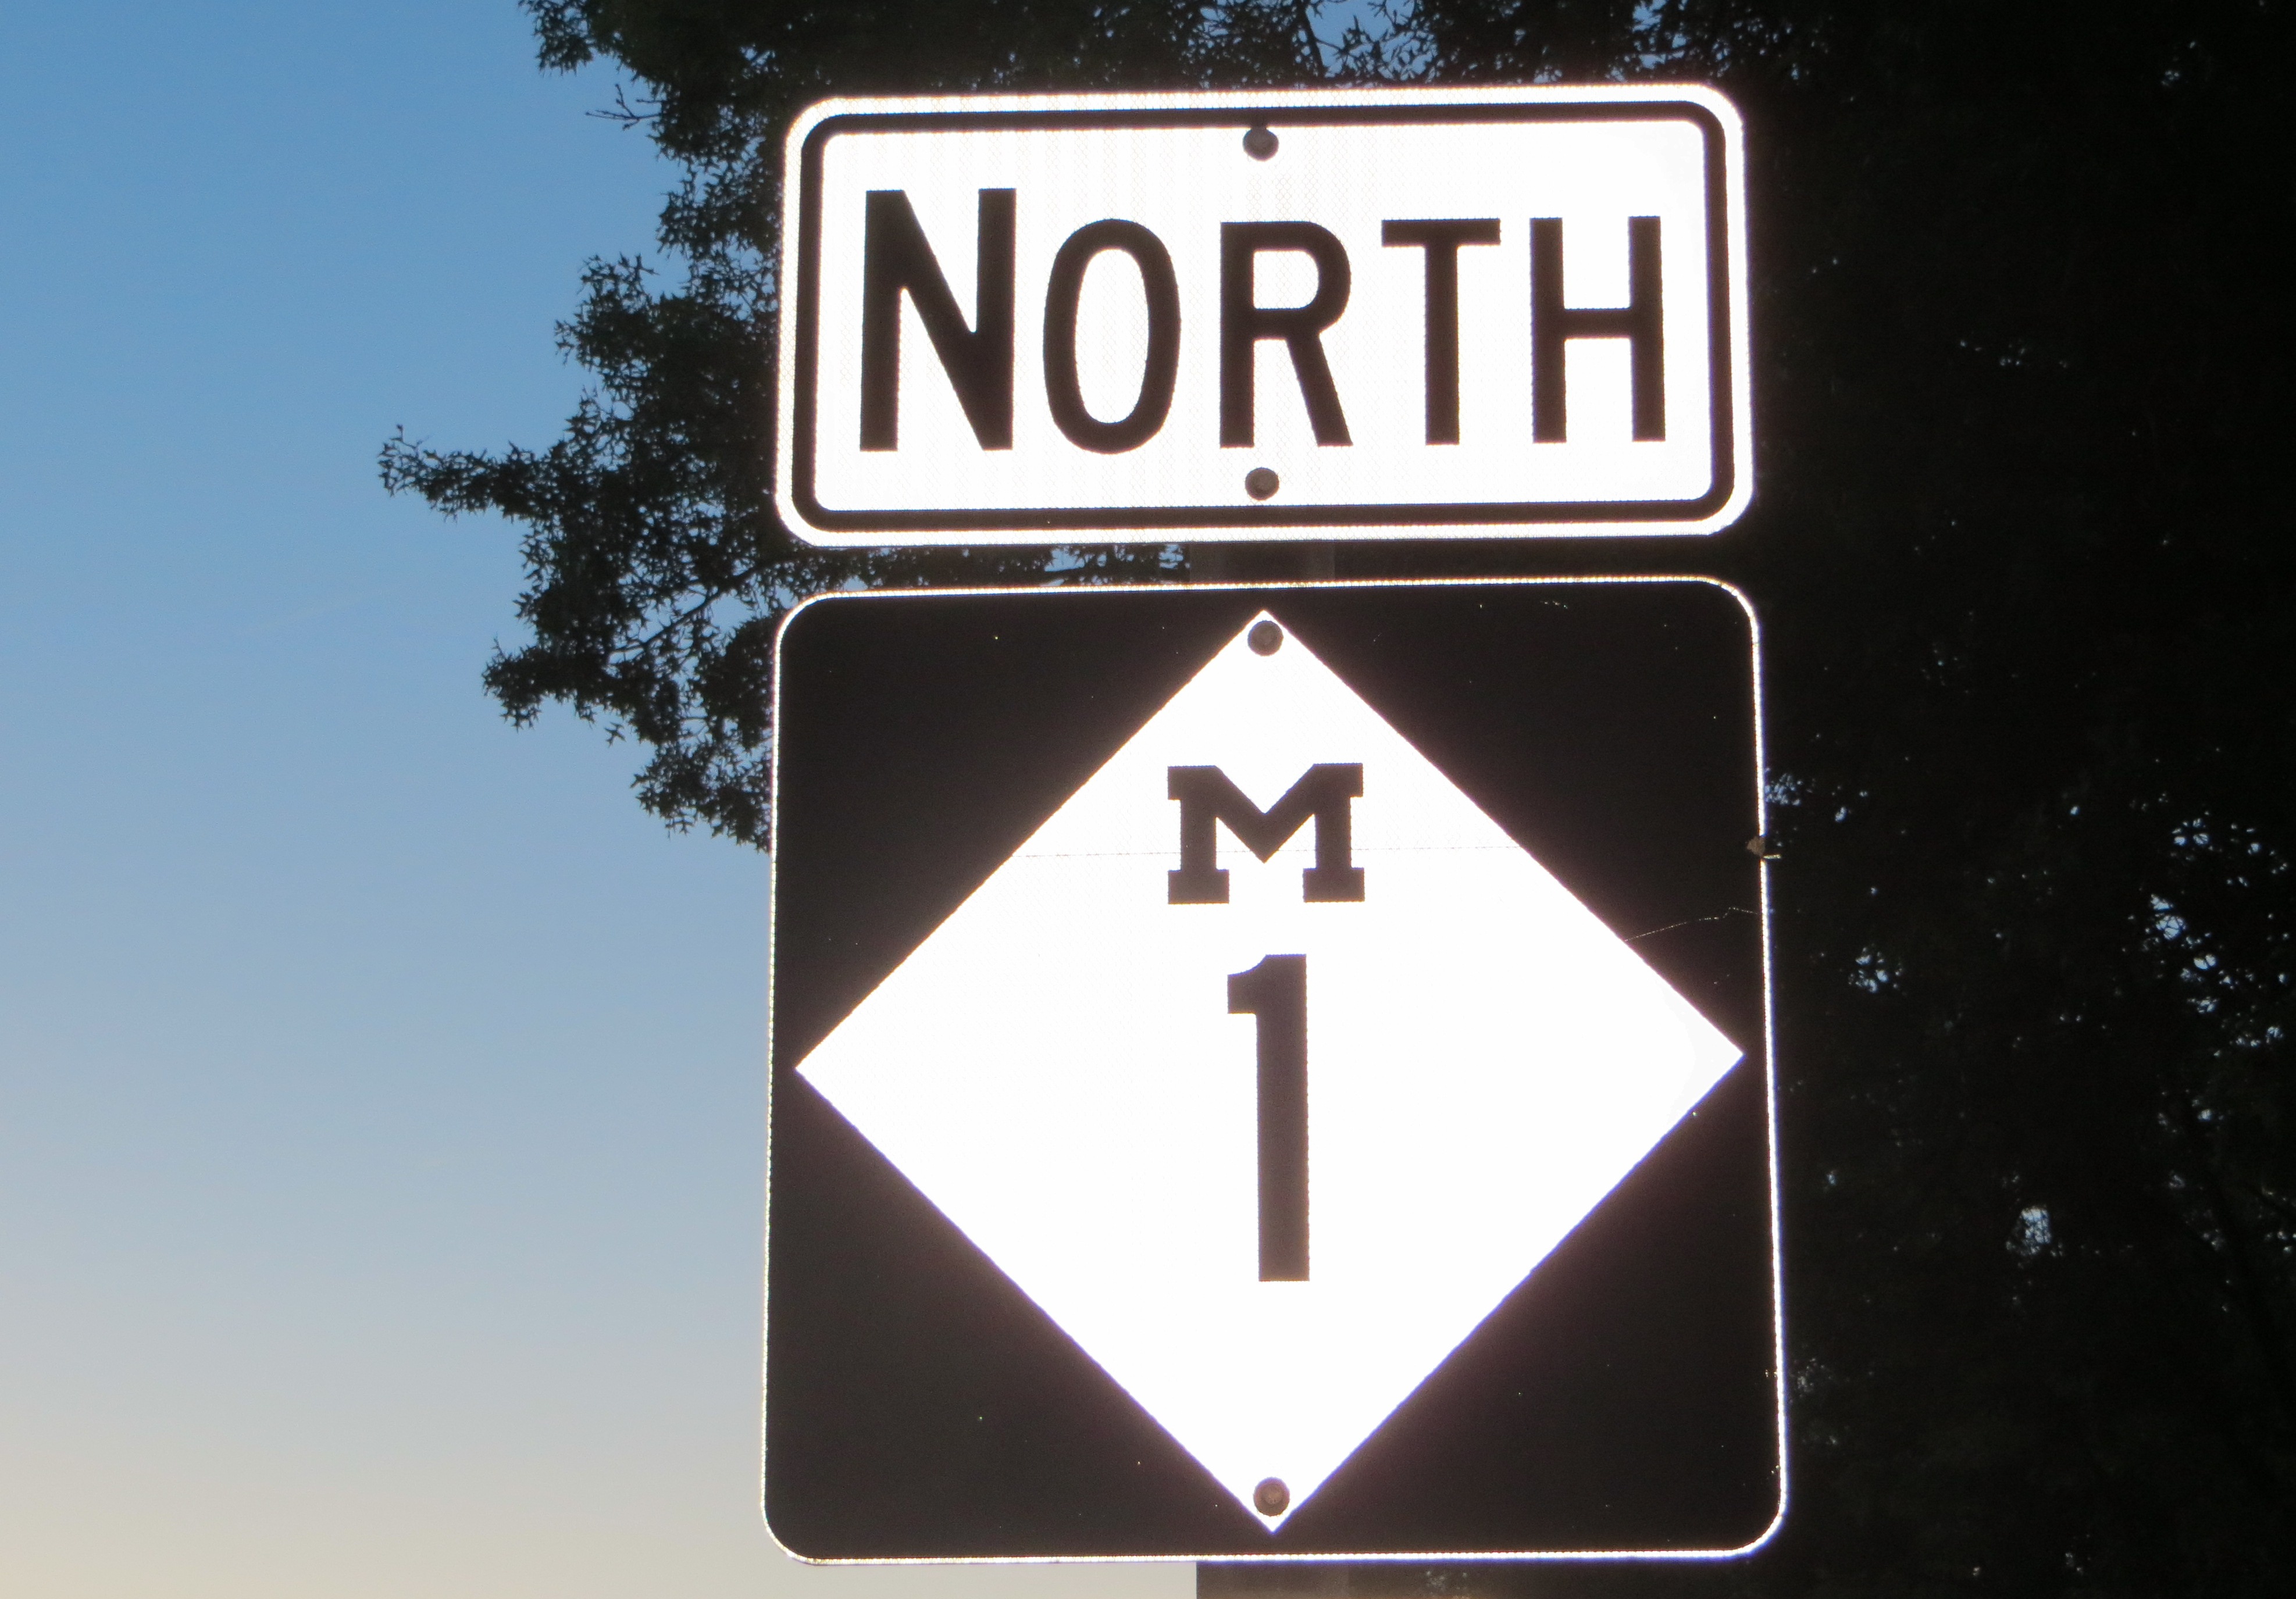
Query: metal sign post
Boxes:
[{"xmin": 762, "ymin": 84, "xmax": 1778, "ymax": 1580}]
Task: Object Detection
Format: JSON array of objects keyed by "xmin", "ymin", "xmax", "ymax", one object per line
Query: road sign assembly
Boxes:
[
  {"xmin": 764, "ymin": 579, "xmax": 1781, "ymax": 1562},
  {"xmin": 774, "ymin": 85, "xmax": 1750, "ymax": 544}
]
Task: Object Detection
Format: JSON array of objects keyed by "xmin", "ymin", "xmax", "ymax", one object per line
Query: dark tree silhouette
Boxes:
[{"xmin": 384, "ymin": 3, "xmax": 2294, "ymax": 1590}]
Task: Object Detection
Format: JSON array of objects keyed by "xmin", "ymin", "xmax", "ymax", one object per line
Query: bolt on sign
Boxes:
[
  {"xmin": 764, "ymin": 580, "xmax": 1783, "ymax": 1562},
  {"xmin": 774, "ymin": 87, "xmax": 1751, "ymax": 544}
]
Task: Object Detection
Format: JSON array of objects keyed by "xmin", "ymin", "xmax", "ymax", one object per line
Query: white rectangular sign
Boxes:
[{"xmin": 775, "ymin": 87, "xmax": 1750, "ymax": 545}]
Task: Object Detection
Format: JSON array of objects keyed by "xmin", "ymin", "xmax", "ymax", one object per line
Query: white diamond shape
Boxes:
[{"xmin": 794, "ymin": 613, "xmax": 1741, "ymax": 1530}]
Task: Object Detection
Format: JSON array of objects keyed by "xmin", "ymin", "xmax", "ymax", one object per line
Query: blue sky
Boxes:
[{"xmin": 0, "ymin": 5, "xmax": 1182, "ymax": 1595}]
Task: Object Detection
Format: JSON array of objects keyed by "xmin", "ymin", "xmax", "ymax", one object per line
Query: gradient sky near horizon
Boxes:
[{"xmin": 0, "ymin": 5, "xmax": 1188, "ymax": 1596}]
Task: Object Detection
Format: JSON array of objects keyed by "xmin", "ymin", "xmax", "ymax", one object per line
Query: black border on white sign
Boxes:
[{"xmin": 775, "ymin": 88, "xmax": 1752, "ymax": 543}]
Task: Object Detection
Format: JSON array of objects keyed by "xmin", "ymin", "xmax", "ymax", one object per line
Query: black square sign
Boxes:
[{"xmin": 765, "ymin": 578, "xmax": 1781, "ymax": 1564}]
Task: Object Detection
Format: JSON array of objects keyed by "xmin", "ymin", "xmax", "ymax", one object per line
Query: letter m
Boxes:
[
  {"xmin": 1167, "ymin": 764, "xmax": 1366, "ymax": 904},
  {"xmin": 858, "ymin": 188, "xmax": 1015, "ymax": 451}
]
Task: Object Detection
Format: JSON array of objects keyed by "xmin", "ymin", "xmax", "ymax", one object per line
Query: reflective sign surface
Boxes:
[
  {"xmin": 775, "ymin": 88, "xmax": 1752, "ymax": 543},
  {"xmin": 765, "ymin": 580, "xmax": 1782, "ymax": 1562},
  {"xmin": 796, "ymin": 611, "xmax": 1744, "ymax": 1529}
]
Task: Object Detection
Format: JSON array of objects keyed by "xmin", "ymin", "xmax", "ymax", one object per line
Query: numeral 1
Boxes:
[{"xmin": 1229, "ymin": 954, "xmax": 1309, "ymax": 1282}]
